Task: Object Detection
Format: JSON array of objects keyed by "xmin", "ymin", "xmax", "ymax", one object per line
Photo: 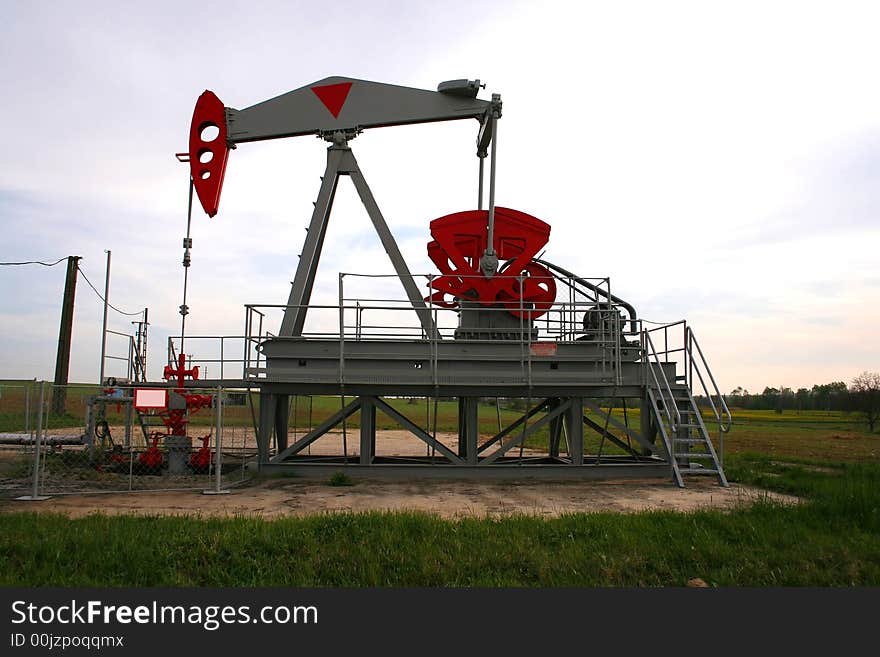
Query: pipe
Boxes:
[{"xmin": 534, "ymin": 257, "xmax": 639, "ymax": 332}]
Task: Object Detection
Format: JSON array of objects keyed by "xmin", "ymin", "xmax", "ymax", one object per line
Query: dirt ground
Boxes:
[
  {"xmin": 1, "ymin": 429, "xmax": 797, "ymax": 519},
  {"xmin": 3, "ymin": 477, "xmax": 795, "ymax": 519}
]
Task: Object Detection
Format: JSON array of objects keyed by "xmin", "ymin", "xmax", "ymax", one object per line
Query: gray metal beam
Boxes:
[
  {"xmin": 640, "ymin": 397, "xmax": 657, "ymax": 456},
  {"xmin": 345, "ymin": 150, "xmax": 439, "ymax": 340},
  {"xmin": 582, "ymin": 415, "xmax": 644, "ymax": 459},
  {"xmin": 360, "ymin": 396, "xmax": 376, "ymax": 465},
  {"xmin": 280, "ymin": 147, "xmax": 343, "ymax": 336},
  {"xmin": 254, "ymin": 460, "xmax": 672, "ymax": 481},
  {"xmin": 226, "ymin": 76, "xmax": 492, "ymax": 144},
  {"xmin": 566, "ymin": 398, "xmax": 584, "ymax": 465},
  {"xmin": 274, "ymin": 394, "xmax": 290, "ymax": 452},
  {"xmin": 271, "ymin": 397, "xmax": 363, "ymax": 462},
  {"xmin": 257, "ymin": 392, "xmax": 277, "ymax": 465},
  {"xmin": 477, "ymin": 399, "xmax": 551, "ymax": 453},
  {"xmin": 582, "ymin": 399, "xmax": 659, "ymax": 456},
  {"xmin": 372, "ymin": 397, "xmax": 463, "ymax": 464},
  {"xmin": 548, "ymin": 398, "xmax": 564, "ymax": 458},
  {"xmin": 482, "ymin": 400, "xmax": 571, "ymax": 465},
  {"xmin": 278, "ymin": 145, "xmax": 438, "ymax": 339},
  {"xmin": 459, "ymin": 397, "xmax": 479, "ymax": 464}
]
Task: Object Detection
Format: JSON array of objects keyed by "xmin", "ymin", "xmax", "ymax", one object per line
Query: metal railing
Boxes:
[
  {"xmin": 641, "ymin": 320, "xmax": 731, "ymax": 441},
  {"xmin": 686, "ymin": 326, "xmax": 733, "ymax": 434},
  {"xmin": 641, "ymin": 329, "xmax": 682, "ymax": 431},
  {"xmin": 167, "ymin": 270, "xmax": 646, "ymax": 387},
  {"xmin": 103, "ymin": 330, "xmax": 147, "ymax": 384}
]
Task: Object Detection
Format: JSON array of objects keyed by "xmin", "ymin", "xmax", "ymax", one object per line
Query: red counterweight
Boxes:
[{"xmin": 426, "ymin": 207, "xmax": 556, "ymax": 319}]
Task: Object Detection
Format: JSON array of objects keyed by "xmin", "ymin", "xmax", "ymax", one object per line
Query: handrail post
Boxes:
[
  {"xmin": 243, "ymin": 307, "xmax": 250, "ymax": 378},
  {"xmin": 338, "ymin": 274, "xmax": 345, "ymax": 386},
  {"xmin": 643, "ymin": 331, "xmax": 681, "ymax": 431}
]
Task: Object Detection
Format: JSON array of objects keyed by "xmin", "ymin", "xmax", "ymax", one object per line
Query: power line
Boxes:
[
  {"xmin": 76, "ymin": 263, "xmax": 144, "ymax": 317},
  {"xmin": 0, "ymin": 257, "xmax": 67, "ymax": 267}
]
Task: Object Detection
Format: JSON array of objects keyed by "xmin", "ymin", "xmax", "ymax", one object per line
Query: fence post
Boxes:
[
  {"xmin": 204, "ymin": 384, "xmax": 230, "ymax": 495},
  {"xmin": 25, "ymin": 383, "xmax": 31, "ymax": 437},
  {"xmin": 17, "ymin": 381, "xmax": 51, "ymax": 501}
]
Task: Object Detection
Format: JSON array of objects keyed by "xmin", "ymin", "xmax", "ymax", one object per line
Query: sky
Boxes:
[{"xmin": 0, "ymin": 0, "xmax": 878, "ymax": 394}]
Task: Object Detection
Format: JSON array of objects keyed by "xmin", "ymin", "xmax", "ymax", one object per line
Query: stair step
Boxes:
[
  {"xmin": 675, "ymin": 453, "xmax": 714, "ymax": 459},
  {"xmin": 673, "ymin": 437, "xmax": 706, "ymax": 443},
  {"xmin": 678, "ymin": 467, "xmax": 719, "ymax": 475}
]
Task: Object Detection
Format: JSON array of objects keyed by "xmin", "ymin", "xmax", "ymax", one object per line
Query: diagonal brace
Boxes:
[
  {"xmin": 477, "ymin": 399, "xmax": 551, "ymax": 453},
  {"xmin": 582, "ymin": 415, "xmax": 645, "ymax": 458},
  {"xmin": 372, "ymin": 397, "xmax": 463, "ymax": 464},
  {"xmin": 271, "ymin": 397, "xmax": 363, "ymax": 462},
  {"xmin": 582, "ymin": 399, "xmax": 660, "ymax": 456},
  {"xmin": 482, "ymin": 399, "xmax": 571, "ymax": 465}
]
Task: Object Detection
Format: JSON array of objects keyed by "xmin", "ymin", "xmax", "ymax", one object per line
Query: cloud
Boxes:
[{"xmin": 1, "ymin": 0, "xmax": 879, "ymax": 393}]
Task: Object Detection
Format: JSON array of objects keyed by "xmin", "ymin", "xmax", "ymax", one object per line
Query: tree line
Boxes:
[{"xmin": 722, "ymin": 371, "xmax": 880, "ymax": 431}]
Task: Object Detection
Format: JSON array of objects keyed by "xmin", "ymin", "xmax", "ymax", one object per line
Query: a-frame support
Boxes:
[{"xmin": 280, "ymin": 140, "xmax": 439, "ymax": 339}]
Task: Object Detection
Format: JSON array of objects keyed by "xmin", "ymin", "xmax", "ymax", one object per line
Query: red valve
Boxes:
[
  {"xmin": 190, "ymin": 434, "xmax": 213, "ymax": 473},
  {"xmin": 164, "ymin": 353, "xmax": 200, "ymax": 390},
  {"xmin": 426, "ymin": 207, "xmax": 556, "ymax": 319},
  {"xmin": 138, "ymin": 434, "xmax": 164, "ymax": 473}
]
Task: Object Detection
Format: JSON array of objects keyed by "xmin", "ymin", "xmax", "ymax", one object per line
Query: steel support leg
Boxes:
[
  {"xmin": 640, "ymin": 396, "xmax": 657, "ymax": 456},
  {"xmin": 566, "ymin": 397, "xmax": 584, "ymax": 465},
  {"xmin": 257, "ymin": 392, "xmax": 278, "ymax": 465},
  {"xmin": 360, "ymin": 396, "xmax": 376, "ymax": 465},
  {"xmin": 457, "ymin": 398, "xmax": 466, "ymax": 459},
  {"xmin": 280, "ymin": 144, "xmax": 438, "ymax": 339},
  {"xmin": 548, "ymin": 397, "xmax": 563, "ymax": 458},
  {"xmin": 345, "ymin": 151, "xmax": 439, "ymax": 340},
  {"xmin": 274, "ymin": 394, "xmax": 290, "ymax": 452},
  {"xmin": 280, "ymin": 147, "xmax": 344, "ymax": 336},
  {"xmin": 457, "ymin": 397, "xmax": 479, "ymax": 464}
]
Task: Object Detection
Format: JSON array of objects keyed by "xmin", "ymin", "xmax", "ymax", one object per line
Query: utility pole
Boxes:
[
  {"xmin": 131, "ymin": 307, "xmax": 149, "ymax": 383},
  {"xmin": 99, "ymin": 250, "xmax": 111, "ymax": 385},
  {"xmin": 52, "ymin": 255, "xmax": 81, "ymax": 415}
]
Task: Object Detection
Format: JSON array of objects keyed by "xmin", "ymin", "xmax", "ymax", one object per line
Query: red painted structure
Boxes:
[
  {"xmin": 134, "ymin": 353, "xmax": 214, "ymax": 473},
  {"xmin": 188, "ymin": 91, "xmax": 230, "ymax": 217},
  {"xmin": 426, "ymin": 207, "xmax": 556, "ymax": 319}
]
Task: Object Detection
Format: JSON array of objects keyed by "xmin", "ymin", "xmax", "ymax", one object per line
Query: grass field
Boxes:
[
  {"xmin": 1, "ymin": 382, "xmax": 878, "ymax": 586},
  {"xmin": 4, "ymin": 381, "xmax": 876, "ymax": 459},
  {"xmin": 0, "ymin": 456, "xmax": 877, "ymax": 586}
]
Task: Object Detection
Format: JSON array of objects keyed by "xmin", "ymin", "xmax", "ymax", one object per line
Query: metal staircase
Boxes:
[
  {"xmin": 647, "ymin": 386, "xmax": 727, "ymax": 486},
  {"xmin": 643, "ymin": 325, "xmax": 730, "ymax": 487}
]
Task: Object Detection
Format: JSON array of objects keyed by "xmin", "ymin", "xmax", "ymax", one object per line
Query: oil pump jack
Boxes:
[{"xmin": 177, "ymin": 76, "xmax": 731, "ymax": 487}]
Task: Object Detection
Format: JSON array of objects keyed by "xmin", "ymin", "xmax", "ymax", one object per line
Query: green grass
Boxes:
[
  {"xmin": 1, "ymin": 456, "xmax": 878, "ymax": 586},
  {"xmin": 2, "ymin": 385, "xmax": 878, "ymax": 587},
  {"xmin": 4, "ymin": 383, "xmax": 875, "ymax": 462},
  {"xmin": 326, "ymin": 472, "xmax": 354, "ymax": 487}
]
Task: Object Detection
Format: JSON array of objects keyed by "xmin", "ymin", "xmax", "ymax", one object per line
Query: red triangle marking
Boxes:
[{"xmin": 310, "ymin": 82, "xmax": 353, "ymax": 119}]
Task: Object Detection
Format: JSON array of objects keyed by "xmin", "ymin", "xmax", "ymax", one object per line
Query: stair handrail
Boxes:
[
  {"xmin": 642, "ymin": 329, "xmax": 681, "ymax": 432},
  {"xmin": 685, "ymin": 327, "xmax": 732, "ymax": 433}
]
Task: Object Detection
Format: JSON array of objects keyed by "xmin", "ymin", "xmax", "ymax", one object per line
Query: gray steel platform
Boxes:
[{"xmin": 254, "ymin": 337, "xmax": 661, "ymax": 397}]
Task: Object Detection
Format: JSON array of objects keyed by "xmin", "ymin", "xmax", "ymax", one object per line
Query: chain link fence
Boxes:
[{"xmin": 1, "ymin": 382, "xmax": 254, "ymax": 499}]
